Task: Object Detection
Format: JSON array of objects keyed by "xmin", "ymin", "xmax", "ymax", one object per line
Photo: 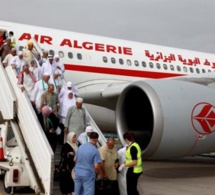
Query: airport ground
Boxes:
[{"xmin": 0, "ymin": 155, "xmax": 215, "ymax": 194}]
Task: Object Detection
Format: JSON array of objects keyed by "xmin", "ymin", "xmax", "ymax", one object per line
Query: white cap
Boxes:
[
  {"xmin": 48, "ymin": 55, "xmax": 53, "ymax": 59},
  {"xmin": 54, "ymin": 70, "xmax": 59, "ymax": 75},
  {"xmin": 76, "ymin": 97, "xmax": 83, "ymax": 103},
  {"xmin": 18, "ymin": 51, "xmax": 23, "ymax": 55},
  {"xmin": 85, "ymin": 126, "xmax": 93, "ymax": 133},
  {"xmin": 66, "ymin": 81, "xmax": 73, "ymax": 88},
  {"xmin": 43, "ymin": 72, "xmax": 50, "ymax": 76},
  {"xmin": 54, "ymin": 54, "xmax": 59, "ymax": 58}
]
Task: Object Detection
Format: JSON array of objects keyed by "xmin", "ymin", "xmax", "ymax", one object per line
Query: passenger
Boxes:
[
  {"xmin": 64, "ymin": 97, "xmax": 88, "ymax": 138},
  {"xmin": 10, "ymin": 51, "xmax": 28, "ymax": 74},
  {"xmin": 59, "ymin": 90, "xmax": 76, "ymax": 125},
  {"xmin": 98, "ymin": 137, "xmax": 120, "ymax": 195},
  {"xmin": 40, "ymin": 54, "xmax": 57, "ymax": 76},
  {"xmin": 29, "ymin": 59, "xmax": 41, "ymax": 81},
  {"xmin": 50, "ymin": 70, "xmax": 64, "ymax": 94},
  {"xmin": 34, "ymin": 52, "xmax": 43, "ymax": 67},
  {"xmin": 54, "ymin": 54, "xmax": 65, "ymax": 78},
  {"xmin": 40, "ymin": 84, "xmax": 59, "ymax": 117},
  {"xmin": 41, "ymin": 50, "xmax": 49, "ymax": 63},
  {"xmin": 30, "ymin": 72, "xmax": 50, "ymax": 114},
  {"xmin": 0, "ymin": 38, "xmax": 12, "ymax": 62},
  {"xmin": 59, "ymin": 132, "xmax": 78, "ymax": 195},
  {"xmin": 118, "ymin": 131, "xmax": 143, "ymax": 195},
  {"xmin": 117, "ymin": 146, "xmax": 127, "ymax": 195},
  {"xmin": 77, "ymin": 125, "xmax": 93, "ymax": 145},
  {"xmin": 58, "ymin": 81, "xmax": 79, "ymax": 102},
  {"xmin": 17, "ymin": 63, "xmax": 37, "ymax": 98},
  {"xmin": 8, "ymin": 31, "xmax": 16, "ymax": 47},
  {"xmin": 74, "ymin": 132, "xmax": 102, "ymax": 195},
  {"xmin": 23, "ymin": 41, "xmax": 36, "ymax": 62},
  {"xmin": 2, "ymin": 47, "xmax": 17, "ymax": 67},
  {"xmin": 38, "ymin": 106, "xmax": 59, "ymax": 153}
]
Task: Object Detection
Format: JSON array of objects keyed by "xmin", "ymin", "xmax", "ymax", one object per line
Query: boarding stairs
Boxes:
[{"xmin": 0, "ymin": 45, "xmax": 106, "ymax": 194}]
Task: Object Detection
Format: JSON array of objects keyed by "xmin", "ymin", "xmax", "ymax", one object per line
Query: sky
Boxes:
[{"xmin": 0, "ymin": 0, "xmax": 215, "ymax": 53}]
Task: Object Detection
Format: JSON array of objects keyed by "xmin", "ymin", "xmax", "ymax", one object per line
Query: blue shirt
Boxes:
[{"xmin": 75, "ymin": 142, "xmax": 102, "ymax": 178}]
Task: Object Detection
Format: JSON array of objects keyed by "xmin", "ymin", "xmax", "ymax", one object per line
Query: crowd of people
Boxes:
[{"xmin": 0, "ymin": 32, "xmax": 143, "ymax": 195}]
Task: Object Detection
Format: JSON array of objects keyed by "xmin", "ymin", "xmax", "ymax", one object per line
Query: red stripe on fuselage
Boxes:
[{"xmin": 64, "ymin": 64, "xmax": 186, "ymax": 79}]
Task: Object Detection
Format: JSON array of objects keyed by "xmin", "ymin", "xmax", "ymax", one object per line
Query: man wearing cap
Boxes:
[
  {"xmin": 23, "ymin": 41, "xmax": 36, "ymax": 62},
  {"xmin": 40, "ymin": 84, "xmax": 59, "ymax": 117},
  {"xmin": 41, "ymin": 50, "xmax": 49, "ymax": 63},
  {"xmin": 77, "ymin": 125, "xmax": 93, "ymax": 145},
  {"xmin": 54, "ymin": 55, "xmax": 65, "ymax": 78},
  {"xmin": 30, "ymin": 72, "xmax": 51, "ymax": 113},
  {"xmin": 2, "ymin": 47, "xmax": 17, "ymax": 67},
  {"xmin": 64, "ymin": 97, "xmax": 88, "ymax": 138},
  {"xmin": 10, "ymin": 51, "xmax": 28, "ymax": 74},
  {"xmin": 40, "ymin": 54, "xmax": 57, "ymax": 76},
  {"xmin": 50, "ymin": 69, "xmax": 63, "ymax": 94},
  {"xmin": 17, "ymin": 63, "xmax": 37, "ymax": 98},
  {"xmin": 74, "ymin": 132, "xmax": 102, "ymax": 195}
]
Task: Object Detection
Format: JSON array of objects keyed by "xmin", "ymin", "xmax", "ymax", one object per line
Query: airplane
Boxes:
[{"xmin": 1, "ymin": 20, "xmax": 215, "ymax": 160}]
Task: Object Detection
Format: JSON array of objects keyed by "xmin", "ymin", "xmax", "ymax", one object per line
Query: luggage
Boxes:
[{"xmin": 95, "ymin": 179, "xmax": 120, "ymax": 195}]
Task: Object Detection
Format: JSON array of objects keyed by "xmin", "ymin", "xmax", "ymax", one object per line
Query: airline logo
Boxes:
[
  {"xmin": 191, "ymin": 102, "xmax": 215, "ymax": 135},
  {"xmin": 18, "ymin": 33, "xmax": 132, "ymax": 55}
]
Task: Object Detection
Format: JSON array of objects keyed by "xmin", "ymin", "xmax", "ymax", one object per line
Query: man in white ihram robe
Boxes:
[{"xmin": 64, "ymin": 97, "xmax": 88, "ymax": 138}]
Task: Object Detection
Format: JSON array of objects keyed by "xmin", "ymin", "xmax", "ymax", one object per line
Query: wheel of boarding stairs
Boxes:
[{"xmin": 3, "ymin": 172, "xmax": 16, "ymax": 194}]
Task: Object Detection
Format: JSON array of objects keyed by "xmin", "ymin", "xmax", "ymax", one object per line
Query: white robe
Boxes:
[
  {"xmin": 30, "ymin": 79, "xmax": 49, "ymax": 111},
  {"xmin": 41, "ymin": 60, "xmax": 57, "ymax": 76},
  {"xmin": 59, "ymin": 94, "xmax": 76, "ymax": 124}
]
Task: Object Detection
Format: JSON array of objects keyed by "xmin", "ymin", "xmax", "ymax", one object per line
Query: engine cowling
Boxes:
[{"xmin": 116, "ymin": 79, "xmax": 215, "ymax": 159}]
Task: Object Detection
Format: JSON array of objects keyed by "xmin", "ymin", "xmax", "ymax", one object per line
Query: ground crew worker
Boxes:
[{"xmin": 118, "ymin": 131, "xmax": 143, "ymax": 195}]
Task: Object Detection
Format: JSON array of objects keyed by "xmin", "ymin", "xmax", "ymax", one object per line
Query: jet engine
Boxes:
[{"xmin": 116, "ymin": 79, "xmax": 215, "ymax": 159}]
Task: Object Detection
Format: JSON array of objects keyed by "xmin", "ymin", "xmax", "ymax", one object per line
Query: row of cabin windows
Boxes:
[
  {"xmin": 19, "ymin": 46, "xmax": 213, "ymax": 74},
  {"xmin": 102, "ymin": 56, "xmax": 212, "ymax": 74}
]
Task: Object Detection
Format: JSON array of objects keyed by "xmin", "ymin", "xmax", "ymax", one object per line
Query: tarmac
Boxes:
[{"xmin": 0, "ymin": 155, "xmax": 215, "ymax": 194}]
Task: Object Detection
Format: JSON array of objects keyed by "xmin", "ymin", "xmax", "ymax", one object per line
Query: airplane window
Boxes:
[
  {"xmin": 119, "ymin": 58, "xmax": 124, "ymax": 65},
  {"xmin": 142, "ymin": 61, "xmax": 147, "ymax": 67},
  {"xmin": 177, "ymin": 66, "xmax": 181, "ymax": 71},
  {"xmin": 111, "ymin": 57, "xmax": 116, "ymax": 64},
  {"xmin": 77, "ymin": 53, "xmax": 82, "ymax": 60},
  {"xmin": 170, "ymin": 65, "xmax": 174, "ymax": 70},
  {"xmin": 202, "ymin": 69, "xmax": 206, "ymax": 73},
  {"xmin": 189, "ymin": 67, "xmax": 194, "ymax": 73},
  {"xmin": 58, "ymin": 51, "xmax": 64, "ymax": 58},
  {"xmin": 208, "ymin": 70, "xmax": 211, "ymax": 72},
  {"xmin": 19, "ymin": 46, "xmax": 24, "ymax": 51},
  {"xmin": 183, "ymin": 67, "xmax": 187, "ymax": 72},
  {"xmin": 134, "ymin": 60, "xmax": 139, "ymax": 66},
  {"xmin": 149, "ymin": 62, "xmax": 153, "ymax": 68},
  {"xmin": 156, "ymin": 63, "xmax": 161, "ymax": 69},
  {"xmin": 103, "ymin": 56, "xmax": 108, "ymax": 63},
  {"xmin": 163, "ymin": 64, "xmax": 168, "ymax": 70},
  {"xmin": 196, "ymin": 68, "xmax": 200, "ymax": 74},
  {"xmin": 127, "ymin": 59, "xmax": 132, "ymax": 66},
  {"xmin": 49, "ymin": 50, "xmax": 54, "ymax": 56},
  {"xmin": 68, "ymin": 52, "xmax": 73, "ymax": 59}
]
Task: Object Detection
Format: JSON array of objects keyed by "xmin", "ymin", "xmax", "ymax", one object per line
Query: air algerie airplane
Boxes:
[{"xmin": 1, "ymin": 20, "xmax": 215, "ymax": 159}]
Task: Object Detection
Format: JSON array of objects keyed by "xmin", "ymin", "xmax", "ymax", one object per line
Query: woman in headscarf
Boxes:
[
  {"xmin": 59, "ymin": 132, "xmax": 78, "ymax": 195},
  {"xmin": 59, "ymin": 90, "xmax": 76, "ymax": 125}
]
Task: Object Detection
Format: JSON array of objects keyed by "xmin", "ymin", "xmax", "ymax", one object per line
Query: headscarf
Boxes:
[
  {"xmin": 60, "ymin": 90, "xmax": 76, "ymax": 117},
  {"xmin": 66, "ymin": 132, "xmax": 78, "ymax": 152}
]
